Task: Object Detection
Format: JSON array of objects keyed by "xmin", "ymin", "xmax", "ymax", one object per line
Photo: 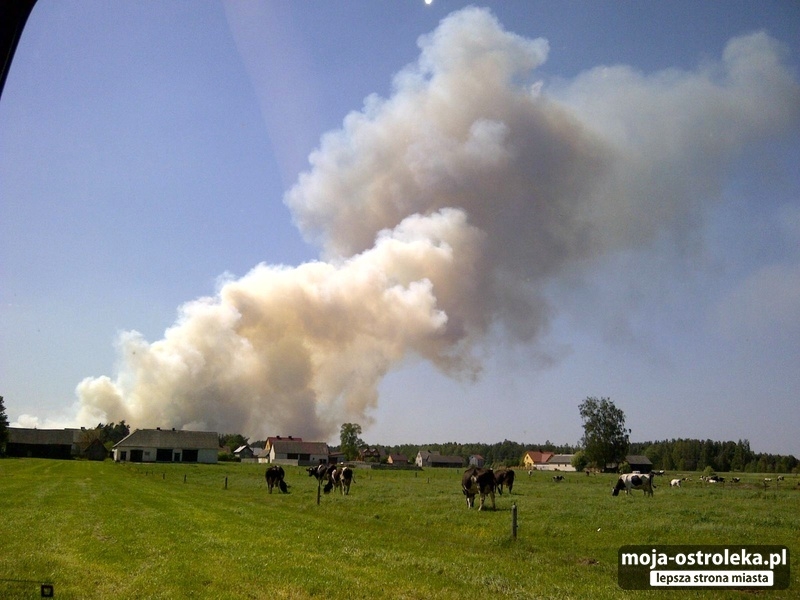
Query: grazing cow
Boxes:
[
  {"xmin": 494, "ymin": 469, "xmax": 515, "ymax": 495},
  {"xmin": 265, "ymin": 466, "xmax": 289, "ymax": 494},
  {"xmin": 552, "ymin": 475, "xmax": 564, "ymax": 482},
  {"xmin": 307, "ymin": 464, "xmax": 328, "ymax": 481},
  {"xmin": 612, "ymin": 472, "xmax": 654, "ymax": 497},
  {"xmin": 764, "ymin": 477, "xmax": 773, "ymax": 483},
  {"xmin": 308, "ymin": 464, "xmax": 338, "ymax": 493},
  {"xmin": 777, "ymin": 476, "xmax": 785, "ymax": 481},
  {"xmin": 462, "ymin": 466, "xmax": 496, "ymax": 510},
  {"xmin": 325, "ymin": 467, "xmax": 341, "ymax": 494},
  {"xmin": 339, "ymin": 466, "xmax": 355, "ymax": 495},
  {"xmin": 670, "ymin": 478, "xmax": 682, "ymax": 488},
  {"xmin": 731, "ymin": 477, "xmax": 741, "ymax": 483}
]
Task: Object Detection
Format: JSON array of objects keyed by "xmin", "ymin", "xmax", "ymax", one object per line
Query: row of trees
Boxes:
[
  {"xmin": 577, "ymin": 396, "xmax": 798, "ymax": 473},
  {"xmin": 334, "ymin": 398, "xmax": 797, "ymax": 474},
  {"xmin": 630, "ymin": 438, "xmax": 798, "ymax": 474}
]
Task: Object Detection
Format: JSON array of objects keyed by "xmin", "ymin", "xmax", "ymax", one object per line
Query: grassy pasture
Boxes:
[{"xmin": 0, "ymin": 460, "xmax": 797, "ymax": 599}]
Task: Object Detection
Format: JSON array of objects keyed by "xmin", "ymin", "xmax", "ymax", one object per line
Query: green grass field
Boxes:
[{"xmin": 0, "ymin": 459, "xmax": 797, "ymax": 599}]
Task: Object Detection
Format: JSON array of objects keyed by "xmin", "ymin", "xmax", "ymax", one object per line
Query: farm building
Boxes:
[
  {"xmin": 112, "ymin": 429, "xmax": 219, "ymax": 464},
  {"xmin": 387, "ymin": 453, "xmax": 408, "ymax": 466},
  {"xmin": 6, "ymin": 428, "xmax": 81, "ymax": 459},
  {"xmin": 359, "ymin": 446, "xmax": 385, "ymax": 462},
  {"xmin": 415, "ymin": 450, "xmax": 464, "ymax": 468},
  {"xmin": 522, "ymin": 450, "xmax": 554, "ymax": 470},
  {"xmin": 265, "ymin": 436, "xmax": 302, "ymax": 453},
  {"xmin": 233, "ymin": 445, "xmax": 255, "ymax": 460},
  {"xmin": 84, "ymin": 438, "xmax": 109, "ymax": 461},
  {"xmin": 617, "ymin": 455, "xmax": 653, "ymax": 473},
  {"xmin": 539, "ymin": 454, "xmax": 576, "ymax": 471},
  {"xmin": 468, "ymin": 454, "xmax": 485, "ymax": 467},
  {"xmin": 267, "ymin": 439, "xmax": 329, "ymax": 466}
]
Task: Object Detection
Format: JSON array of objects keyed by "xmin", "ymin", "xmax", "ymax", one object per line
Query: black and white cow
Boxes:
[
  {"xmin": 325, "ymin": 467, "xmax": 341, "ymax": 494},
  {"xmin": 307, "ymin": 464, "xmax": 328, "ymax": 481},
  {"xmin": 265, "ymin": 466, "xmax": 289, "ymax": 494},
  {"xmin": 339, "ymin": 466, "xmax": 355, "ymax": 495},
  {"xmin": 552, "ymin": 475, "xmax": 564, "ymax": 482},
  {"xmin": 612, "ymin": 472, "xmax": 655, "ymax": 497},
  {"xmin": 307, "ymin": 463, "xmax": 338, "ymax": 493},
  {"xmin": 494, "ymin": 469, "xmax": 515, "ymax": 495},
  {"xmin": 462, "ymin": 466, "xmax": 496, "ymax": 510}
]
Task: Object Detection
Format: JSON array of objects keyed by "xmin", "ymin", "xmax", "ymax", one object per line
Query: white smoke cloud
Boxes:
[{"xmin": 77, "ymin": 8, "xmax": 799, "ymax": 440}]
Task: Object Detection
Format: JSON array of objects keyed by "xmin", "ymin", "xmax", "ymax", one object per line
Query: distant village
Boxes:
[
  {"xmin": 3, "ymin": 425, "xmax": 797, "ymax": 474},
  {"xmin": 4, "ymin": 426, "xmax": 603, "ymax": 471}
]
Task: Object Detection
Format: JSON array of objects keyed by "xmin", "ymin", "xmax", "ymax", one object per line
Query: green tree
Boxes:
[
  {"xmin": 578, "ymin": 396, "xmax": 630, "ymax": 470},
  {"xmin": 340, "ymin": 423, "xmax": 363, "ymax": 461},
  {"xmin": 0, "ymin": 396, "xmax": 9, "ymax": 456},
  {"xmin": 571, "ymin": 450, "xmax": 588, "ymax": 472},
  {"xmin": 219, "ymin": 433, "xmax": 249, "ymax": 451}
]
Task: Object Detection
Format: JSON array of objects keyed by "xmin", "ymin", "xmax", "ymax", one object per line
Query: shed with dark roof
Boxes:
[{"xmin": 6, "ymin": 428, "xmax": 79, "ymax": 459}]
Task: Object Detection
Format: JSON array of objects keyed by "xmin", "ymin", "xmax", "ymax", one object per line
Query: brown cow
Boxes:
[{"xmin": 494, "ymin": 469, "xmax": 515, "ymax": 495}]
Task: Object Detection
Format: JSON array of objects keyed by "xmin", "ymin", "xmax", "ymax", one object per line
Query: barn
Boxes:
[
  {"xmin": 5, "ymin": 428, "xmax": 80, "ymax": 459},
  {"xmin": 112, "ymin": 428, "xmax": 219, "ymax": 464},
  {"xmin": 387, "ymin": 453, "xmax": 408, "ymax": 466},
  {"xmin": 540, "ymin": 454, "xmax": 577, "ymax": 471},
  {"xmin": 469, "ymin": 454, "xmax": 485, "ymax": 468},
  {"xmin": 625, "ymin": 455, "xmax": 653, "ymax": 474},
  {"xmin": 415, "ymin": 450, "xmax": 464, "ymax": 468},
  {"xmin": 268, "ymin": 440, "xmax": 329, "ymax": 466}
]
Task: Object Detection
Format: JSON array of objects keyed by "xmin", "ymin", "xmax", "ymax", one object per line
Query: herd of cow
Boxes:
[
  {"xmin": 263, "ymin": 464, "xmax": 355, "ymax": 495},
  {"xmin": 461, "ymin": 466, "xmax": 516, "ymax": 510},
  {"xmin": 266, "ymin": 463, "xmax": 773, "ymax": 505}
]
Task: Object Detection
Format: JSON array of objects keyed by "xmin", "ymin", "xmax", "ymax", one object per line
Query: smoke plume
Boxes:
[{"xmin": 76, "ymin": 8, "xmax": 799, "ymax": 439}]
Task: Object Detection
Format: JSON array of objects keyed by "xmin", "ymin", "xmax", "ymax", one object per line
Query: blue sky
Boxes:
[{"xmin": 1, "ymin": 1, "xmax": 798, "ymax": 455}]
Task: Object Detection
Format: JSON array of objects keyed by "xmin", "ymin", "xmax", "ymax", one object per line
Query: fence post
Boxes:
[
  {"xmin": 511, "ymin": 503, "xmax": 518, "ymax": 540},
  {"xmin": 224, "ymin": 476, "xmax": 228, "ymax": 490}
]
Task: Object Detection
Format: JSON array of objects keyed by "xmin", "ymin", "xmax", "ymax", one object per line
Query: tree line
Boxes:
[
  {"xmin": 338, "ymin": 439, "xmax": 578, "ymax": 468},
  {"xmin": 630, "ymin": 438, "xmax": 798, "ymax": 474}
]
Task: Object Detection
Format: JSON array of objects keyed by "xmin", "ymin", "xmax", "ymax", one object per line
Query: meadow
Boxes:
[{"xmin": 0, "ymin": 459, "xmax": 797, "ymax": 599}]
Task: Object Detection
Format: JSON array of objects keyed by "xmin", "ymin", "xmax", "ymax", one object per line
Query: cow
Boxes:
[
  {"xmin": 777, "ymin": 476, "xmax": 785, "ymax": 481},
  {"xmin": 494, "ymin": 469, "xmax": 515, "ymax": 495},
  {"xmin": 731, "ymin": 477, "xmax": 741, "ymax": 483},
  {"xmin": 308, "ymin": 463, "xmax": 338, "ymax": 493},
  {"xmin": 612, "ymin": 472, "xmax": 654, "ymax": 497},
  {"xmin": 339, "ymin": 466, "xmax": 354, "ymax": 495},
  {"xmin": 307, "ymin": 464, "xmax": 328, "ymax": 481},
  {"xmin": 265, "ymin": 466, "xmax": 289, "ymax": 494},
  {"xmin": 670, "ymin": 478, "xmax": 682, "ymax": 488},
  {"xmin": 552, "ymin": 475, "xmax": 564, "ymax": 482},
  {"xmin": 462, "ymin": 466, "xmax": 496, "ymax": 510},
  {"xmin": 325, "ymin": 467, "xmax": 341, "ymax": 494}
]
